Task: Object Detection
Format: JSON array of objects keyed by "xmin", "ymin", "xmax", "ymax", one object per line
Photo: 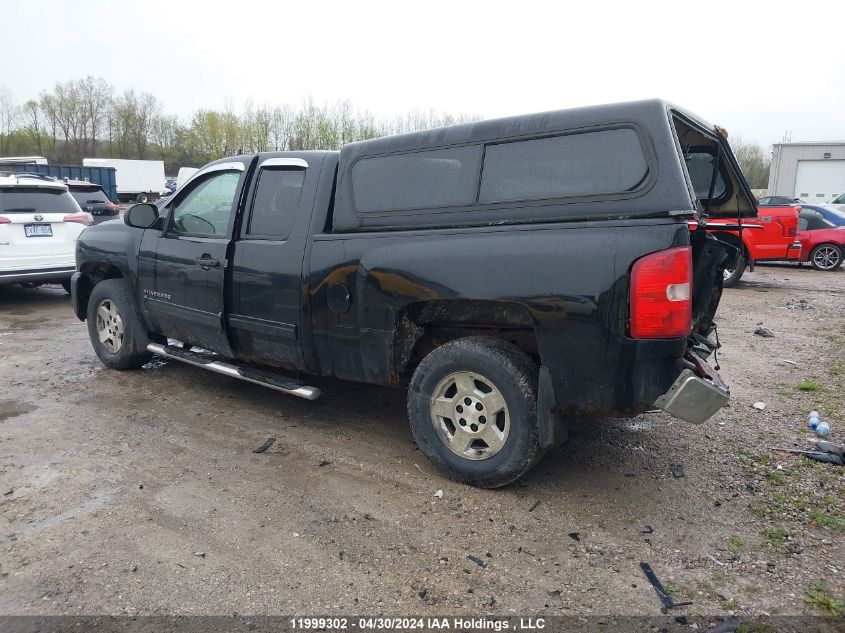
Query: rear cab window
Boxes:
[{"xmin": 246, "ymin": 167, "xmax": 306, "ymax": 238}]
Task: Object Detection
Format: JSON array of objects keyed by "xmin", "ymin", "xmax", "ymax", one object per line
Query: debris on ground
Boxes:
[
  {"xmin": 418, "ymin": 586, "xmax": 428, "ymax": 600},
  {"xmin": 318, "ymin": 459, "xmax": 331, "ymax": 467},
  {"xmin": 780, "ymin": 359, "xmax": 798, "ymax": 366},
  {"xmin": 786, "ymin": 299, "xmax": 810, "ymax": 310},
  {"xmin": 640, "ymin": 562, "xmax": 693, "ymax": 613},
  {"xmin": 252, "ymin": 437, "xmax": 276, "ymax": 453},
  {"xmin": 3, "ymin": 489, "xmax": 12, "ymax": 496},
  {"xmin": 770, "ymin": 441, "xmax": 845, "ymax": 466},
  {"xmin": 670, "ymin": 463, "xmax": 685, "ymax": 478},
  {"xmin": 528, "ymin": 500, "xmax": 541, "ymax": 512},
  {"xmin": 467, "ymin": 554, "xmax": 487, "ymax": 568},
  {"xmin": 433, "ymin": 489, "xmax": 444, "ymax": 498},
  {"xmin": 193, "ymin": 552, "xmax": 205, "ymax": 558},
  {"xmin": 641, "ymin": 525, "xmax": 654, "ymax": 534},
  {"xmin": 754, "ymin": 327, "xmax": 775, "ymax": 338},
  {"xmin": 752, "ymin": 402, "xmax": 766, "ymax": 411},
  {"xmin": 568, "ymin": 532, "xmax": 580, "ymax": 541}
]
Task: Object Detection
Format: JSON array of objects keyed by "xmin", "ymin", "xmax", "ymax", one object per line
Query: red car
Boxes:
[
  {"xmin": 797, "ymin": 205, "xmax": 845, "ymax": 271},
  {"xmin": 692, "ymin": 204, "xmax": 801, "ymax": 286}
]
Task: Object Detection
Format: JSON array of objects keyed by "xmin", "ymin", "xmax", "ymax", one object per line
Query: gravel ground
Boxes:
[{"xmin": 0, "ymin": 264, "xmax": 843, "ymax": 617}]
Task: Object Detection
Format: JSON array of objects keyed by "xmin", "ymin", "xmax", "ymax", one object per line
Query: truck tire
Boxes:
[
  {"xmin": 810, "ymin": 244, "xmax": 843, "ymax": 271},
  {"xmin": 407, "ymin": 336, "xmax": 544, "ymax": 488},
  {"xmin": 722, "ymin": 252, "xmax": 746, "ymax": 287},
  {"xmin": 86, "ymin": 279, "xmax": 152, "ymax": 370},
  {"xmin": 136, "ymin": 193, "xmax": 149, "ymax": 203}
]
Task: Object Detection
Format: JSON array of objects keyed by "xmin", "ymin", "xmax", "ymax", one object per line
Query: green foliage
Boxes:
[
  {"xmin": 730, "ymin": 135, "xmax": 771, "ymax": 189},
  {"xmin": 0, "ymin": 78, "xmax": 481, "ymax": 174},
  {"xmin": 804, "ymin": 581, "xmax": 845, "ymax": 616},
  {"xmin": 796, "ymin": 379, "xmax": 822, "ymax": 392},
  {"xmin": 729, "ymin": 535, "xmax": 744, "ymax": 558}
]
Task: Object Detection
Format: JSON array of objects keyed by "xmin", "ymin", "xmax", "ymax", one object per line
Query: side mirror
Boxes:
[{"xmin": 124, "ymin": 203, "xmax": 159, "ymax": 229}]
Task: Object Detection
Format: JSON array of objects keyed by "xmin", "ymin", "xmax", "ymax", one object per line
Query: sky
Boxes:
[{"xmin": 4, "ymin": 0, "xmax": 844, "ymax": 148}]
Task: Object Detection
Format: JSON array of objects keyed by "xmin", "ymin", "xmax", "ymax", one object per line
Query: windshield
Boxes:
[
  {"xmin": 69, "ymin": 188, "xmax": 110, "ymax": 204},
  {"xmin": 832, "ymin": 193, "xmax": 845, "ymax": 204},
  {"xmin": 0, "ymin": 187, "xmax": 79, "ymax": 213}
]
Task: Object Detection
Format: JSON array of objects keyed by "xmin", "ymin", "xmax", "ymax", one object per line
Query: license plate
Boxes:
[{"xmin": 25, "ymin": 224, "xmax": 53, "ymax": 237}]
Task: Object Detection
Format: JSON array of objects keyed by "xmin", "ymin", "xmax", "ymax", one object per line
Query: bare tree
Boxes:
[
  {"xmin": 0, "ymin": 85, "xmax": 20, "ymax": 155},
  {"xmin": 78, "ymin": 76, "xmax": 113, "ymax": 157},
  {"xmin": 731, "ymin": 136, "xmax": 771, "ymax": 189}
]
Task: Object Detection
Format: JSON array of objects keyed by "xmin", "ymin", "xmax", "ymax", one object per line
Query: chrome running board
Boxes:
[{"xmin": 146, "ymin": 343, "xmax": 321, "ymax": 401}]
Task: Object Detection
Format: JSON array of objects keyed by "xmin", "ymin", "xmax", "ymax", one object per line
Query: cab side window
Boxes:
[
  {"xmin": 169, "ymin": 171, "xmax": 241, "ymax": 237},
  {"xmin": 246, "ymin": 168, "xmax": 305, "ymax": 239}
]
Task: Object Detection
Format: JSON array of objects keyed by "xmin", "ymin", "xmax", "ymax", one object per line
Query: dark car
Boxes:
[
  {"xmin": 66, "ymin": 181, "xmax": 121, "ymax": 224},
  {"xmin": 71, "ymin": 99, "xmax": 754, "ymax": 487},
  {"xmin": 759, "ymin": 195, "xmax": 803, "ymax": 206}
]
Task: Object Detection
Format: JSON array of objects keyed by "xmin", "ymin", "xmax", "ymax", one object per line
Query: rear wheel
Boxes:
[
  {"xmin": 407, "ymin": 336, "xmax": 544, "ymax": 488},
  {"xmin": 722, "ymin": 252, "xmax": 746, "ymax": 287},
  {"xmin": 810, "ymin": 244, "xmax": 843, "ymax": 271},
  {"xmin": 86, "ymin": 279, "xmax": 152, "ymax": 369},
  {"xmin": 136, "ymin": 192, "xmax": 149, "ymax": 203}
]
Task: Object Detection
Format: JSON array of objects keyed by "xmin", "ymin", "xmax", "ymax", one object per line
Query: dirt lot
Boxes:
[{"xmin": 1, "ymin": 264, "xmax": 843, "ymax": 617}]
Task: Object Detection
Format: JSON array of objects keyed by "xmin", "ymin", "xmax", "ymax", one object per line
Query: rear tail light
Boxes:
[
  {"xmin": 780, "ymin": 207, "xmax": 800, "ymax": 236},
  {"xmin": 0, "ymin": 216, "xmax": 9, "ymax": 224},
  {"xmin": 63, "ymin": 211, "xmax": 93, "ymax": 226},
  {"xmin": 629, "ymin": 246, "xmax": 692, "ymax": 339}
]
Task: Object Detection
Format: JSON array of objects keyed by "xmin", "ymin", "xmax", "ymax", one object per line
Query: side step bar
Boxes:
[{"xmin": 146, "ymin": 343, "xmax": 321, "ymax": 401}]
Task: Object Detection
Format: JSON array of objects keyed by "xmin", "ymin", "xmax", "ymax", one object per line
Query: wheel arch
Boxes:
[
  {"xmin": 75, "ymin": 262, "xmax": 127, "ymax": 322},
  {"xmin": 392, "ymin": 299, "xmax": 539, "ymax": 378}
]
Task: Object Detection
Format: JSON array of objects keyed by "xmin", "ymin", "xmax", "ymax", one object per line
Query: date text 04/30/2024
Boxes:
[{"xmin": 289, "ymin": 618, "xmax": 547, "ymax": 630}]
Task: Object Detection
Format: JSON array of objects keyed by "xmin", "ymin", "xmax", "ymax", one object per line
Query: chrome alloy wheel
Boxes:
[
  {"xmin": 430, "ymin": 371, "xmax": 510, "ymax": 460},
  {"xmin": 96, "ymin": 299, "xmax": 124, "ymax": 353},
  {"xmin": 812, "ymin": 245, "xmax": 841, "ymax": 270}
]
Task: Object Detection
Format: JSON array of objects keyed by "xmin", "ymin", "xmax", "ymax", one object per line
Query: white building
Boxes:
[{"xmin": 768, "ymin": 142, "xmax": 845, "ymax": 203}]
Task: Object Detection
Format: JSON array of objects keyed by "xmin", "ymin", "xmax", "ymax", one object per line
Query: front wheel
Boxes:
[
  {"xmin": 86, "ymin": 279, "xmax": 152, "ymax": 369},
  {"xmin": 407, "ymin": 336, "xmax": 544, "ymax": 488},
  {"xmin": 722, "ymin": 252, "xmax": 746, "ymax": 287},
  {"xmin": 810, "ymin": 243, "xmax": 843, "ymax": 271}
]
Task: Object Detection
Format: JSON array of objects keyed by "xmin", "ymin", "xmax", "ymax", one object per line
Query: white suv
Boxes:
[{"xmin": 0, "ymin": 174, "xmax": 92, "ymax": 292}]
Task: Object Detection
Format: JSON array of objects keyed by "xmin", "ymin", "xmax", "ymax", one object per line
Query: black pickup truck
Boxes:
[{"xmin": 71, "ymin": 99, "xmax": 756, "ymax": 487}]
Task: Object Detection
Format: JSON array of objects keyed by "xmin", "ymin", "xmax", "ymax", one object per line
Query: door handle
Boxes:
[{"xmin": 194, "ymin": 255, "xmax": 220, "ymax": 268}]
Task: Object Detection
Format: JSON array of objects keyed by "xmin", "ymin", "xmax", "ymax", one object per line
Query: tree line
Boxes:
[
  {"xmin": 0, "ymin": 76, "xmax": 480, "ymax": 174},
  {"xmin": 0, "ymin": 76, "xmax": 770, "ymax": 187}
]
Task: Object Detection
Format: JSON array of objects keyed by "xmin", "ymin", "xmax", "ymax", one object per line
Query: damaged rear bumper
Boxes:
[{"xmin": 653, "ymin": 352, "xmax": 729, "ymax": 424}]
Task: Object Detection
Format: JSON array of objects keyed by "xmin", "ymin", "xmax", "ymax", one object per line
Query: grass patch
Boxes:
[
  {"xmin": 804, "ymin": 581, "xmax": 845, "ymax": 617},
  {"xmin": 761, "ymin": 528, "xmax": 788, "ymax": 551},
  {"xmin": 796, "ymin": 379, "xmax": 823, "ymax": 392},
  {"xmin": 722, "ymin": 598, "xmax": 739, "ymax": 611},
  {"xmin": 765, "ymin": 470, "xmax": 786, "ymax": 485},
  {"xmin": 729, "ymin": 535, "xmax": 744, "ymax": 558}
]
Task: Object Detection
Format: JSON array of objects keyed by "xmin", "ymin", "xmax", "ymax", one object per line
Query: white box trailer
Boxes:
[{"xmin": 82, "ymin": 158, "xmax": 166, "ymax": 203}]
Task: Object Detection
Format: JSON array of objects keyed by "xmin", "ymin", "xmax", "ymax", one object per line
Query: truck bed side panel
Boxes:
[{"xmin": 308, "ymin": 218, "xmax": 689, "ymax": 414}]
